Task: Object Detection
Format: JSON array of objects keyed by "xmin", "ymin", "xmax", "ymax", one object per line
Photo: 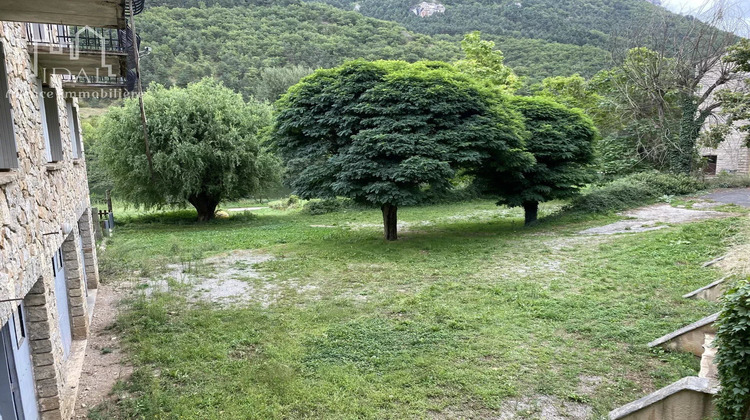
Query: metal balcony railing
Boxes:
[
  {"xmin": 125, "ymin": 0, "xmax": 146, "ymax": 16},
  {"xmin": 61, "ymin": 75, "xmax": 127, "ymax": 84},
  {"xmin": 25, "ymin": 23, "xmax": 126, "ymax": 53}
]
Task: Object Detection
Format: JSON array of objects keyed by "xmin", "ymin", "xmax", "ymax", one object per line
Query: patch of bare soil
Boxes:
[
  {"xmin": 579, "ymin": 203, "xmax": 736, "ymax": 235},
  {"xmin": 73, "ymin": 283, "xmax": 133, "ymax": 419},
  {"xmin": 141, "ymin": 250, "xmax": 318, "ymax": 307},
  {"xmin": 498, "ymin": 395, "xmax": 591, "ymax": 420}
]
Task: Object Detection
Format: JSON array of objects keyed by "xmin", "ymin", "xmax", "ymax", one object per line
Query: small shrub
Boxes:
[
  {"xmin": 269, "ymin": 195, "xmax": 302, "ymax": 210},
  {"xmin": 302, "ymin": 198, "xmax": 355, "ymax": 215},
  {"xmin": 567, "ymin": 171, "xmax": 704, "ymax": 213},
  {"xmin": 707, "ymin": 172, "xmax": 750, "ymax": 189},
  {"xmin": 715, "ymin": 279, "xmax": 750, "ymax": 420}
]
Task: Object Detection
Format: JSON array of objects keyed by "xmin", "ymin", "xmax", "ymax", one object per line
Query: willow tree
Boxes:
[
  {"xmin": 96, "ymin": 78, "xmax": 280, "ymax": 220},
  {"xmin": 273, "ymin": 60, "xmax": 530, "ymax": 240},
  {"xmin": 474, "ymin": 96, "xmax": 597, "ymax": 225}
]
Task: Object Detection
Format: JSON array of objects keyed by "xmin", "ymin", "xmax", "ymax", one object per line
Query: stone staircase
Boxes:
[{"xmin": 608, "ymin": 275, "xmax": 732, "ymax": 420}]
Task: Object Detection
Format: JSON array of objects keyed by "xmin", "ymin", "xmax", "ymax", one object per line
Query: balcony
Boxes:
[
  {"xmin": 60, "ymin": 75, "xmax": 129, "ymax": 98},
  {"xmin": 0, "ymin": 0, "xmax": 144, "ymax": 29},
  {"xmin": 26, "ymin": 23, "xmax": 135, "ymax": 97}
]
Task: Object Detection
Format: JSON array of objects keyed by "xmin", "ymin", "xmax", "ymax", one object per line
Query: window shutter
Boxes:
[
  {"xmin": 71, "ymin": 105, "xmax": 82, "ymax": 157},
  {"xmin": 0, "ymin": 43, "xmax": 18, "ymax": 169},
  {"xmin": 38, "ymin": 81, "xmax": 52, "ymax": 162},
  {"xmin": 42, "ymin": 87, "xmax": 63, "ymax": 162},
  {"xmin": 66, "ymin": 101, "xmax": 78, "ymax": 158}
]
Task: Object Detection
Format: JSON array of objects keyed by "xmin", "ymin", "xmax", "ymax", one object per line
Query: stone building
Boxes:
[
  {"xmin": 0, "ymin": 1, "xmax": 141, "ymax": 419},
  {"xmin": 699, "ymin": 124, "xmax": 750, "ymax": 175},
  {"xmin": 699, "ymin": 67, "xmax": 750, "ymax": 175}
]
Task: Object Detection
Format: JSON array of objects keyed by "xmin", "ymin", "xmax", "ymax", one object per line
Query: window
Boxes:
[
  {"xmin": 0, "ymin": 43, "xmax": 18, "ymax": 170},
  {"xmin": 66, "ymin": 101, "xmax": 82, "ymax": 158},
  {"xmin": 28, "ymin": 23, "xmax": 51, "ymax": 43},
  {"xmin": 51, "ymin": 248, "xmax": 63, "ymax": 277},
  {"xmin": 12, "ymin": 304, "xmax": 26, "ymax": 348},
  {"xmin": 39, "ymin": 82, "xmax": 63, "ymax": 162}
]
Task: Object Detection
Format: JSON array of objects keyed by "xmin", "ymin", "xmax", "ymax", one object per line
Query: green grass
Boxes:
[{"xmin": 91, "ymin": 200, "xmax": 742, "ymax": 419}]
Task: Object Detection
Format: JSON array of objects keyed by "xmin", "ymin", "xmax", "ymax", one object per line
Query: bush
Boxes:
[
  {"xmin": 715, "ymin": 279, "xmax": 750, "ymax": 419},
  {"xmin": 302, "ymin": 198, "xmax": 355, "ymax": 215},
  {"xmin": 269, "ymin": 195, "xmax": 302, "ymax": 210},
  {"xmin": 707, "ymin": 172, "xmax": 750, "ymax": 189},
  {"xmin": 567, "ymin": 171, "xmax": 704, "ymax": 213}
]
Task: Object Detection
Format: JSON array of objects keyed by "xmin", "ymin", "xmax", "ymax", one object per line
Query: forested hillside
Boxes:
[
  {"xmin": 134, "ymin": 0, "xmax": 724, "ymax": 98},
  {"xmin": 320, "ymin": 0, "xmax": 698, "ymax": 47},
  {"xmin": 146, "ymin": 0, "xmax": 684, "ymax": 49},
  {"xmin": 137, "ymin": 4, "xmax": 461, "ymax": 99}
]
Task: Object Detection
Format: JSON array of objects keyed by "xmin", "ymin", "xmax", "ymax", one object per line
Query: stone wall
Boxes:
[
  {"xmin": 0, "ymin": 21, "xmax": 100, "ymax": 420},
  {"xmin": 700, "ymin": 130, "xmax": 750, "ymax": 175}
]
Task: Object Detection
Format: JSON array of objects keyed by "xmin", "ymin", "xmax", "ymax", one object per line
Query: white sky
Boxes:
[{"xmin": 660, "ymin": 0, "xmax": 750, "ymax": 37}]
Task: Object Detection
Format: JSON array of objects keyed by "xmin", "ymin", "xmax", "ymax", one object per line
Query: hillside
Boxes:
[
  {"xmin": 135, "ymin": 0, "xmax": 726, "ymax": 97},
  {"xmin": 324, "ymin": 0, "xmax": 702, "ymax": 48},
  {"xmin": 137, "ymin": 3, "xmax": 461, "ymax": 99}
]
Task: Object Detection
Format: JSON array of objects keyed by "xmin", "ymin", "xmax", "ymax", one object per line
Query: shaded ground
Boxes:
[
  {"xmin": 702, "ymin": 188, "xmax": 750, "ymax": 207},
  {"xmin": 579, "ymin": 203, "xmax": 735, "ymax": 235}
]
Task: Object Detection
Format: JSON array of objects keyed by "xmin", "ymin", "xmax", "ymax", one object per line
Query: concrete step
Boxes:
[
  {"xmin": 648, "ymin": 313, "xmax": 719, "ymax": 357},
  {"xmin": 608, "ymin": 376, "xmax": 719, "ymax": 420},
  {"xmin": 683, "ymin": 276, "xmax": 730, "ymax": 302}
]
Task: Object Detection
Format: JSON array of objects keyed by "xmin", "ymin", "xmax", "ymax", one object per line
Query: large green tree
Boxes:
[
  {"xmin": 454, "ymin": 31, "xmax": 520, "ymax": 94},
  {"xmin": 96, "ymin": 78, "xmax": 280, "ymax": 220},
  {"xmin": 473, "ymin": 96, "xmax": 597, "ymax": 225},
  {"xmin": 273, "ymin": 60, "xmax": 530, "ymax": 240}
]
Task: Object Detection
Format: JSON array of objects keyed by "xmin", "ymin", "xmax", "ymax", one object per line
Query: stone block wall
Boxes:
[
  {"xmin": 0, "ymin": 20, "xmax": 100, "ymax": 420},
  {"xmin": 700, "ymin": 129, "xmax": 750, "ymax": 175}
]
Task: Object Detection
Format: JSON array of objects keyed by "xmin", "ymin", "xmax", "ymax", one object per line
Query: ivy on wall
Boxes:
[{"xmin": 715, "ymin": 279, "xmax": 750, "ymax": 419}]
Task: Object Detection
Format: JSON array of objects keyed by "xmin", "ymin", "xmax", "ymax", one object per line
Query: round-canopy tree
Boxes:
[
  {"xmin": 96, "ymin": 78, "xmax": 280, "ymax": 220},
  {"xmin": 473, "ymin": 96, "xmax": 597, "ymax": 225},
  {"xmin": 273, "ymin": 60, "xmax": 531, "ymax": 240}
]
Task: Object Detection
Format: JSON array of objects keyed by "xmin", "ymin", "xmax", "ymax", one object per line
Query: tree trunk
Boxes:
[
  {"xmin": 188, "ymin": 192, "xmax": 219, "ymax": 221},
  {"xmin": 523, "ymin": 201, "xmax": 539, "ymax": 226},
  {"xmin": 381, "ymin": 203, "xmax": 398, "ymax": 241}
]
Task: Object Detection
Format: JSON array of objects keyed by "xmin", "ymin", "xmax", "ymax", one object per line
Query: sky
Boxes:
[{"xmin": 660, "ymin": 0, "xmax": 750, "ymax": 37}]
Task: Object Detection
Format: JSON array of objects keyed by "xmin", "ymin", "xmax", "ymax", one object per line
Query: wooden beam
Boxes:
[{"xmin": 0, "ymin": 0, "xmax": 126, "ymax": 28}]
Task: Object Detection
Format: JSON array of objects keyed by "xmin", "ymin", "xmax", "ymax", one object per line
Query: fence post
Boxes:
[
  {"xmin": 106, "ymin": 190, "xmax": 115, "ymax": 231},
  {"xmin": 92, "ymin": 207, "xmax": 103, "ymax": 241}
]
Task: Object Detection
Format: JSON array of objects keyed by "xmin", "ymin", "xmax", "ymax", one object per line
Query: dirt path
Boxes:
[
  {"xmin": 226, "ymin": 206, "xmax": 267, "ymax": 212},
  {"xmin": 579, "ymin": 203, "xmax": 737, "ymax": 235},
  {"xmin": 73, "ymin": 282, "xmax": 133, "ymax": 419}
]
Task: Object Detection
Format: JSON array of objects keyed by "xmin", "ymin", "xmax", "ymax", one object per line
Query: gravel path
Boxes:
[{"xmin": 580, "ymin": 203, "xmax": 736, "ymax": 235}]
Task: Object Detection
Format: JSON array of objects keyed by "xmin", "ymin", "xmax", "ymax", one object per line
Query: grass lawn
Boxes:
[{"xmin": 91, "ymin": 200, "xmax": 743, "ymax": 419}]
